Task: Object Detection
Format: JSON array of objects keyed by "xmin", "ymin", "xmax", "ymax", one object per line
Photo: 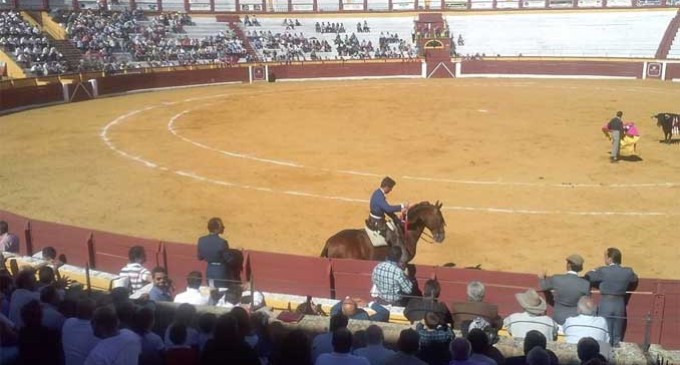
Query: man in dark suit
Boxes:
[
  {"xmin": 585, "ymin": 247, "xmax": 638, "ymax": 347},
  {"xmin": 539, "ymin": 254, "xmax": 591, "ymax": 325},
  {"xmin": 197, "ymin": 217, "xmax": 238, "ymax": 288},
  {"xmin": 450, "ymin": 281, "xmax": 502, "ymax": 331}
]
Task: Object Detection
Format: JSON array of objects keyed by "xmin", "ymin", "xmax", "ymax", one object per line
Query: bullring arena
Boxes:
[
  {"xmin": 3, "ymin": 2, "xmax": 680, "ymax": 357},
  {"xmin": 4, "ymin": 78, "xmax": 680, "ymax": 278}
]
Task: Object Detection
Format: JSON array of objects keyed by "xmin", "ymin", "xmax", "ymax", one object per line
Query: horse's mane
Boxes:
[{"xmin": 408, "ymin": 201, "xmax": 433, "ymax": 215}]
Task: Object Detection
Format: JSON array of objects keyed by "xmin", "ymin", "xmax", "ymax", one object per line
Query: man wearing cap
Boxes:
[
  {"xmin": 368, "ymin": 177, "xmax": 408, "ymax": 238},
  {"xmin": 503, "ymin": 288, "xmax": 558, "ymax": 340},
  {"xmin": 538, "ymin": 254, "xmax": 591, "ymax": 325},
  {"xmin": 585, "ymin": 247, "xmax": 638, "ymax": 347}
]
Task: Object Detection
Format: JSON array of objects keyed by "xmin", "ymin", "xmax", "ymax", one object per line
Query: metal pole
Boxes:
[{"xmin": 643, "ymin": 312, "xmax": 652, "ymax": 352}]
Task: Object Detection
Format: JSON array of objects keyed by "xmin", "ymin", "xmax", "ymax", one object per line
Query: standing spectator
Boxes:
[
  {"xmin": 174, "ymin": 271, "xmax": 209, "ymax": 306},
  {"xmin": 416, "ymin": 312, "xmax": 453, "ymax": 365},
  {"xmin": 197, "ymin": 217, "xmax": 236, "ymax": 288},
  {"xmin": 148, "ymin": 266, "xmax": 173, "ymax": 302},
  {"xmin": 503, "ymin": 289, "xmax": 558, "ymax": 340},
  {"xmin": 85, "ymin": 306, "xmax": 142, "ymax": 365},
  {"xmin": 354, "ymin": 325, "xmax": 395, "ymax": 365},
  {"xmin": 119, "ymin": 245, "xmax": 152, "ymax": 293},
  {"xmin": 606, "ymin": 111, "xmax": 624, "ymax": 163},
  {"xmin": 385, "ymin": 328, "xmax": 427, "ymax": 365},
  {"xmin": 312, "ymin": 313, "xmax": 349, "ymax": 362},
  {"xmin": 0, "ymin": 221, "xmax": 19, "ymax": 253},
  {"xmin": 371, "ymin": 246, "xmax": 413, "ymax": 306},
  {"xmin": 18, "ymin": 299, "xmax": 61, "ymax": 365},
  {"xmin": 563, "ymin": 296, "xmax": 610, "ymax": 345},
  {"xmin": 538, "ymin": 254, "xmax": 590, "ymax": 325},
  {"xmin": 62, "ymin": 298, "xmax": 100, "ymax": 365},
  {"xmin": 316, "ymin": 328, "xmax": 370, "ymax": 365},
  {"xmin": 585, "ymin": 247, "xmax": 638, "ymax": 347},
  {"xmin": 451, "ymin": 281, "xmax": 502, "ymax": 332},
  {"xmin": 404, "ymin": 279, "xmax": 452, "ymax": 325}
]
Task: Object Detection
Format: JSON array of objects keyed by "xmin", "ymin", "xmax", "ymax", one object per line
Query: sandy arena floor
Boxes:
[{"xmin": 2, "ymin": 78, "xmax": 680, "ymax": 279}]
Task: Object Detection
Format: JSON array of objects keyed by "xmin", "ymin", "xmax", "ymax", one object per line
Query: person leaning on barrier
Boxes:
[
  {"xmin": 584, "ymin": 247, "xmax": 638, "ymax": 347},
  {"xmin": 538, "ymin": 253, "xmax": 590, "ymax": 325},
  {"xmin": 371, "ymin": 245, "xmax": 413, "ymax": 306}
]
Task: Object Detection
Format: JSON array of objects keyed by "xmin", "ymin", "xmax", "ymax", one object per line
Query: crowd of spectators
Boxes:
[
  {"xmin": 247, "ymin": 30, "xmax": 332, "ymax": 62},
  {"xmin": 0, "ymin": 216, "xmax": 643, "ymax": 365},
  {"xmin": 315, "ymin": 21, "xmax": 346, "ymax": 34},
  {"xmin": 0, "ymin": 11, "xmax": 69, "ymax": 76},
  {"xmin": 52, "ymin": 9, "xmax": 247, "ymax": 71}
]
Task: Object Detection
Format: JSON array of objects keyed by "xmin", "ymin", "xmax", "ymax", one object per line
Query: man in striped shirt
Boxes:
[{"xmin": 119, "ymin": 246, "xmax": 152, "ymax": 293}]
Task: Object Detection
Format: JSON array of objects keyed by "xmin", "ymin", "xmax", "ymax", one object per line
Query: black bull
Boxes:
[{"xmin": 653, "ymin": 113, "xmax": 680, "ymax": 143}]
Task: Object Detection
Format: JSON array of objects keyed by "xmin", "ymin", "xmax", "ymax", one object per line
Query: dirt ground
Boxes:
[{"xmin": 2, "ymin": 78, "xmax": 680, "ymax": 279}]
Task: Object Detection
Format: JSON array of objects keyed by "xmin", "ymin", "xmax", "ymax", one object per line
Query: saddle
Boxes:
[{"xmin": 364, "ymin": 217, "xmax": 396, "ymax": 248}]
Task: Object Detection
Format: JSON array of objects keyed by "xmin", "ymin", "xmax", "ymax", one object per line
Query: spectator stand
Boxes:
[{"xmin": 243, "ymin": 16, "xmax": 416, "ymax": 62}]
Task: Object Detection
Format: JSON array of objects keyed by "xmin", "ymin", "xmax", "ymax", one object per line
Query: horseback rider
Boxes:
[{"xmin": 368, "ymin": 177, "xmax": 409, "ymax": 238}]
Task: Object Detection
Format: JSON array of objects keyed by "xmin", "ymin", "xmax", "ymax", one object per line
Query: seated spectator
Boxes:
[
  {"xmin": 231, "ymin": 306, "xmax": 259, "ymax": 349},
  {"xmin": 0, "ymin": 221, "xmax": 19, "ymax": 253},
  {"xmin": 315, "ymin": 328, "xmax": 369, "ymax": 365},
  {"xmin": 62, "ymin": 298, "xmax": 99, "ymax": 365},
  {"xmin": 85, "ymin": 306, "xmax": 142, "ymax": 365},
  {"xmin": 250, "ymin": 311, "xmax": 273, "ymax": 361},
  {"xmin": 449, "ymin": 337, "xmax": 480, "ymax": 365},
  {"xmin": 312, "ymin": 313, "xmax": 349, "ymax": 362},
  {"xmin": 563, "ymin": 296, "xmax": 610, "ymax": 345},
  {"xmin": 200, "ymin": 313, "xmax": 259, "ymax": 365},
  {"xmin": 385, "ymin": 328, "xmax": 427, "ymax": 365},
  {"xmin": 119, "ymin": 245, "xmax": 152, "ymax": 293},
  {"xmin": 149, "ymin": 266, "xmax": 173, "ymax": 302},
  {"xmin": 526, "ymin": 347, "xmax": 552, "ymax": 365},
  {"xmin": 275, "ymin": 329, "xmax": 312, "ymax": 365},
  {"xmin": 134, "ymin": 306, "xmax": 165, "ymax": 365},
  {"xmin": 330, "ymin": 297, "xmax": 389, "ymax": 322},
  {"xmin": 40, "ymin": 285, "xmax": 65, "ymax": 331},
  {"xmin": 505, "ymin": 330, "xmax": 558, "ymax": 365},
  {"xmin": 466, "ymin": 328, "xmax": 501, "ymax": 365},
  {"xmin": 577, "ymin": 337, "xmax": 608, "ymax": 365},
  {"xmin": 174, "ymin": 271, "xmax": 209, "ymax": 305},
  {"xmin": 503, "ymin": 289, "xmax": 558, "ymax": 340},
  {"xmin": 37, "ymin": 266, "xmax": 66, "ymax": 299},
  {"xmin": 354, "ymin": 324, "xmax": 395, "ymax": 365},
  {"xmin": 371, "ymin": 246, "xmax": 413, "ymax": 306},
  {"xmin": 241, "ymin": 289, "xmax": 268, "ymax": 313},
  {"xmin": 404, "ymin": 279, "xmax": 452, "ymax": 325},
  {"xmin": 0, "ymin": 312, "xmax": 19, "ymax": 364},
  {"xmin": 196, "ymin": 312, "xmax": 216, "ymax": 352},
  {"xmin": 164, "ymin": 303, "xmax": 198, "ymax": 347},
  {"xmin": 416, "ymin": 312, "xmax": 453, "ymax": 365},
  {"xmin": 165, "ymin": 322, "xmax": 199, "ymax": 365},
  {"xmin": 33, "ymin": 246, "xmax": 65, "ymax": 269},
  {"xmin": 18, "ymin": 299, "xmax": 61, "ymax": 365},
  {"xmin": 115, "ymin": 300, "xmax": 137, "ymax": 330},
  {"xmin": 9, "ymin": 268, "xmax": 40, "ymax": 328},
  {"xmin": 451, "ymin": 281, "xmax": 502, "ymax": 331}
]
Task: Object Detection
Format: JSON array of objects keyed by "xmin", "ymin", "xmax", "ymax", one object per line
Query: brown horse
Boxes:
[{"xmin": 320, "ymin": 201, "xmax": 446, "ymax": 263}]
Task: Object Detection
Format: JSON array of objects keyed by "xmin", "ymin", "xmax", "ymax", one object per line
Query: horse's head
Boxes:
[{"xmin": 408, "ymin": 201, "xmax": 446, "ymax": 243}]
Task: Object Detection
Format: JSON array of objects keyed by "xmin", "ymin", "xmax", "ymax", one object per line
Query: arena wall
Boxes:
[{"xmin": 1, "ymin": 208, "xmax": 679, "ymax": 349}]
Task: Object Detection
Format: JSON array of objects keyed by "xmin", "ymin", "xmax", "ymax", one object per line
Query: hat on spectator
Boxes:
[
  {"xmin": 515, "ymin": 288, "xmax": 546, "ymax": 315},
  {"xmin": 566, "ymin": 254, "xmax": 584, "ymax": 271}
]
